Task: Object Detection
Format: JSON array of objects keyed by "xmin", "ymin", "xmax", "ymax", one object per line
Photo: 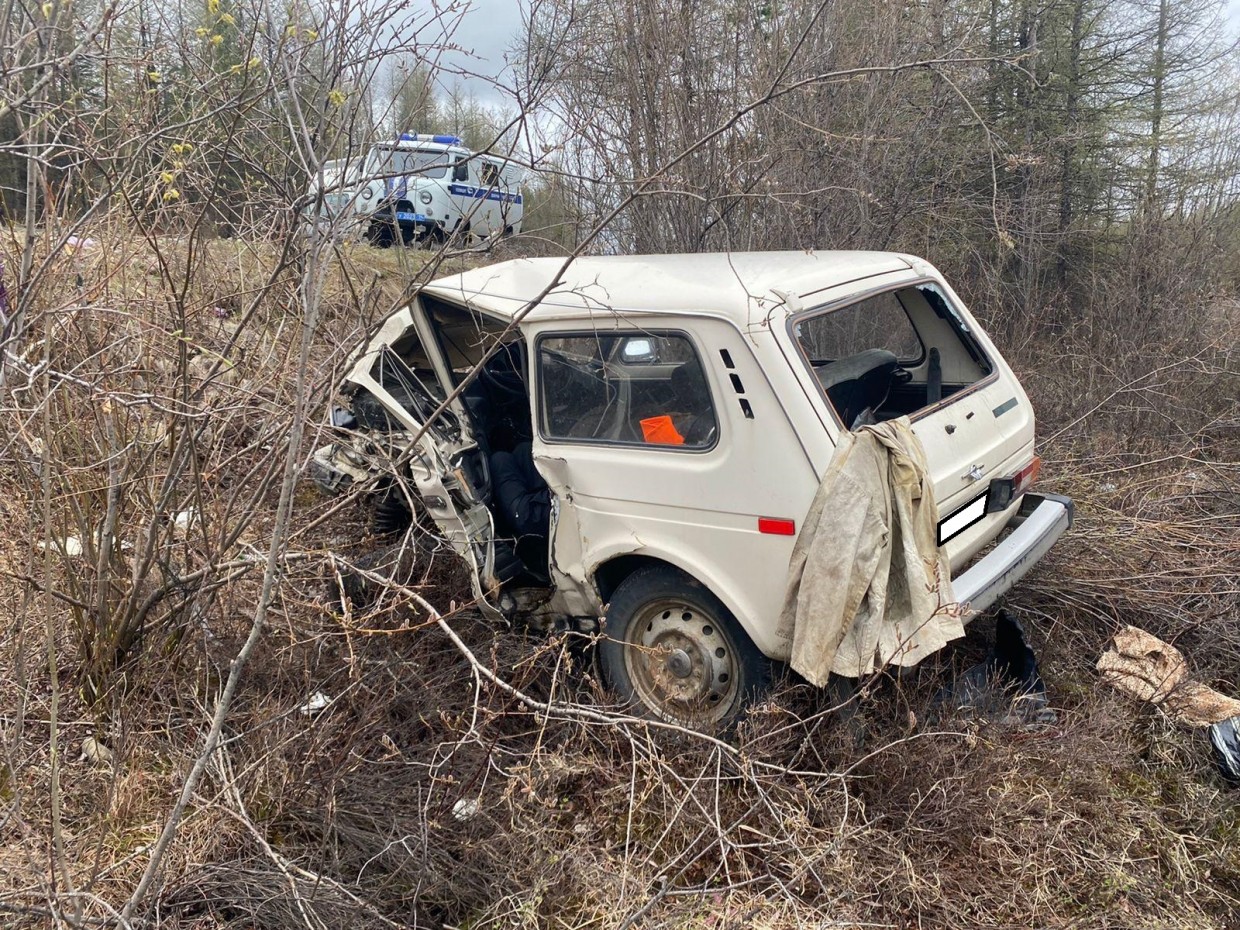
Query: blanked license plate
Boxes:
[{"xmin": 938, "ymin": 492, "xmax": 987, "ymax": 545}]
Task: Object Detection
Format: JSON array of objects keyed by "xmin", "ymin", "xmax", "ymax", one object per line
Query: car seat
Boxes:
[{"xmin": 814, "ymin": 348, "xmax": 899, "ymax": 428}]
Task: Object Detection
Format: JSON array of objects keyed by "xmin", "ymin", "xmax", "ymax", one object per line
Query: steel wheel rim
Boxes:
[{"xmin": 622, "ymin": 597, "xmax": 740, "ymax": 726}]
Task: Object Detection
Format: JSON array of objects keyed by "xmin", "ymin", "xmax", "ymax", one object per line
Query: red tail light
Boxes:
[
  {"xmin": 758, "ymin": 517, "xmax": 796, "ymax": 536},
  {"xmin": 983, "ymin": 455, "xmax": 1042, "ymax": 516},
  {"xmin": 1014, "ymin": 455, "xmax": 1041, "ymax": 495}
]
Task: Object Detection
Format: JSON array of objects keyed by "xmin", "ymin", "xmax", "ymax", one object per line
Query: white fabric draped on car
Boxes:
[{"xmin": 776, "ymin": 417, "xmax": 965, "ymax": 684}]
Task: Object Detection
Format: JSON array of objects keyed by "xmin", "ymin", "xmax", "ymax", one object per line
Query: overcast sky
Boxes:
[{"xmin": 433, "ymin": 0, "xmax": 526, "ymax": 107}]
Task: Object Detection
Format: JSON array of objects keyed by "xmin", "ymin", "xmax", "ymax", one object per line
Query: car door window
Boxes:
[{"xmin": 538, "ymin": 332, "xmax": 716, "ymax": 448}]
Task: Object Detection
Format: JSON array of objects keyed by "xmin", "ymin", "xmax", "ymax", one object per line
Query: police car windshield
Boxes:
[{"xmin": 367, "ymin": 146, "xmax": 450, "ymax": 179}]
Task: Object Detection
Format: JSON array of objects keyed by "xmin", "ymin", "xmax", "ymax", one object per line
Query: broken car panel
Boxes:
[{"xmin": 312, "ymin": 251, "xmax": 1074, "ymax": 729}]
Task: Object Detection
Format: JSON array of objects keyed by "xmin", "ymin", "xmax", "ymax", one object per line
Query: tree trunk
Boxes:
[
  {"xmin": 1056, "ymin": 0, "xmax": 1086, "ymax": 289},
  {"xmin": 1143, "ymin": 0, "xmax": 1169, "ymax": 215}
]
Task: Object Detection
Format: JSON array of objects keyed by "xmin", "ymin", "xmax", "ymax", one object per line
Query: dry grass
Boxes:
[{"xmin": 1, "ymin": 231, "xmax": 1239, "ymax": 929}]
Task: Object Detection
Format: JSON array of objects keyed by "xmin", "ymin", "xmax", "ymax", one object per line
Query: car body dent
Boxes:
[
  {"xmin": 532, "ymin": 455, "xmax": 597, "ymax": 617},
  {"xmin": 539, "ymin": 443, "xmax": 792, "ymax": 657},
  {"xmin": 327, "ymin": 299, "xmax": 508, "ymax": 613}
]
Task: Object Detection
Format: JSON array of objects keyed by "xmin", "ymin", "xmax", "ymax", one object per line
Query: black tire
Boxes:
[
  {"xmin": 365, "ymin": 218, "xmax": 394, "ymax": 248},
  {"xmin": 372, "ymin": 487, "xmax": 413, "ymax": 536},
  {"xmin": 599, "ymin": 565, "xmax": 768, "ymax": 731},
  {"xmin": 420, "ymin": 224, "xmax": 446, "ymax": 248}
]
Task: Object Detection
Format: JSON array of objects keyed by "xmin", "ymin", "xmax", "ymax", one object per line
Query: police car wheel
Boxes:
[
  {"xmin": 365, "ymin": 221, "xmax": 393, "ymax": 249},
  {"xmin": 600, "ymin": 565, "xmax": 768, "ymax": 732}
]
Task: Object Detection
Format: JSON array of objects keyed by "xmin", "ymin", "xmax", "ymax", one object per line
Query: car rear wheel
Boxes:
[{"xmin": 599, "ymin": 565, "xmax": 768, "ymax": 731}]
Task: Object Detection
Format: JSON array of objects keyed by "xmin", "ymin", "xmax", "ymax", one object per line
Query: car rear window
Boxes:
[{"xmin": 795, "ymin": 290, "xmax": 923, "ymax": 363}]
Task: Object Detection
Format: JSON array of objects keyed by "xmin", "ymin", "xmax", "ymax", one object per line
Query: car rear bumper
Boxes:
[{"xmin": 953, "ymin": 492, "xmax": 1074, "ymax": 616}]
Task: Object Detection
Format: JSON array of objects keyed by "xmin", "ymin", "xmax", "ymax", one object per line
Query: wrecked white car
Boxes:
[{"xmin": 312, "ymin": 252, "xmax": 1073, "ymax": 728}]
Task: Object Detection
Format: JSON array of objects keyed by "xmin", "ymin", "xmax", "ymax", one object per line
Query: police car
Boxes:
[{"xmin": 305, "ymin": 133, "xmax": 524, "ymax": 246}]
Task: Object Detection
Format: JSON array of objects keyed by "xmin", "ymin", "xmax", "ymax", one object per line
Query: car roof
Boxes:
[{"xmin": 420, "ymin": 251, "xmax": 915, "ymax": 326}]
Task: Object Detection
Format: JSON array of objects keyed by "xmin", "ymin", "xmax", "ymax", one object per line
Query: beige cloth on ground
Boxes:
[
  {"xmin": 776, "ymin": 417, "xmax": 964, "ymax": 685},
  {"xmin": 1097, "ymin": 626, "xmax": 1240, "ymax": 727}
]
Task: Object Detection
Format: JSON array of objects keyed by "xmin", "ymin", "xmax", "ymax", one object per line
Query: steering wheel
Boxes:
[{"xmin": 480, "ymin": 341, "xmax": 528, "ymax": 396}]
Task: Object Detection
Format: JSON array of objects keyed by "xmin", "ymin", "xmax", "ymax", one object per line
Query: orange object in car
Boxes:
[{"xmin": 640, "ymin": 415, "xmax": 685, "ymax": 445}]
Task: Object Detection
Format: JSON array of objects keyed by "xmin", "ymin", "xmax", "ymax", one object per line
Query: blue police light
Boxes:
[{"xmin": 395, "ymin": 132, "xmax": 463, "ymax": 146}]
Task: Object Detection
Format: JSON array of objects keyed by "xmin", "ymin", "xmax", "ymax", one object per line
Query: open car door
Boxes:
[{"xmin": 312, "ymin": 301, "xmax": 506, "ymax": 613}]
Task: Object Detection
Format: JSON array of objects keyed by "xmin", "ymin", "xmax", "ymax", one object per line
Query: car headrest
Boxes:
[
  {"xmin": 671, "ymin": 362, "xmax": 710, "ymax": 408},
  {"xmin": 814, "ymin": 348, "xmax": 899, "ymax": 389}
]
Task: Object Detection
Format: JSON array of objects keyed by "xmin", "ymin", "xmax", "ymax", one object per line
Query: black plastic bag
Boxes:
[
  {"xmin": 932, "ymin": 609, "xmax": 1057, "ymax": 726},
  {"xmin": 1209, "ymin": 716, "xmax": 1240, "ymax": 784}
]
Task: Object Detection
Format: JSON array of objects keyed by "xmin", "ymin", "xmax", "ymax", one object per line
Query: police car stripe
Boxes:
[
  {"xmin": 383, "ymin": 179, "xmax": 523, "ymax": 206},
  {"xmin": 447, "ymin": 184, "xmax": 523, "ymax": 205}
]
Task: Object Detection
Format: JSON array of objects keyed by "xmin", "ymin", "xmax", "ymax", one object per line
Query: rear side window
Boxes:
[
  {"xmin": 793, "ymin": 283, "xmax": 993, "ymax": 430},
  {"xmin": 538, "ymin": 332, "xmax": 717, "ymax": 448},
  {"xmin": 795, "ymin": 290, "xmax": 922, "ymax": 363}
]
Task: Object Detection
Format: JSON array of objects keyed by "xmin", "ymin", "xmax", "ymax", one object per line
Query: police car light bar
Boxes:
[{"xmin": 397, "ymin": 132, "xmax": 463, "ymax": 146}]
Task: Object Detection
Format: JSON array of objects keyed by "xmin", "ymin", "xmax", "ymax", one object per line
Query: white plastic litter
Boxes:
[
  {"xmin": 38, "ymin": 535, "xmax": 85, "ymax": 557},
  {"xmin": 37, "ymin": 533, "xmax": 132, "ymax": 557},
  {"xmin": 80, "ymin": 736, "xmax": 113, "ymax": 767},
  {"xmin": 452, "ymin": 798, "xmax": 480, "ymax": 822},
  {"xmin": 298, "ymin": 691, "xmax": 332, "ymax": 715}
]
